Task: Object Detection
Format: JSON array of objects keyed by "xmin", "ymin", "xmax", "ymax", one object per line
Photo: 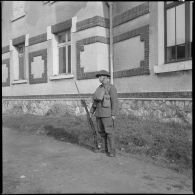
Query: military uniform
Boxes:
[{"xmin": 90, "ymin": 70, "xmax": 118, "ymax": 157}]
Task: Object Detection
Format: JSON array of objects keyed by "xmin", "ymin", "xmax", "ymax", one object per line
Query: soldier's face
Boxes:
[{"xmin": 99, "ymin": 76, "xmax": 107, "ymax": 83}]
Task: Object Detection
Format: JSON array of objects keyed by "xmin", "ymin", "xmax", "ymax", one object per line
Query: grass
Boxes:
[{"xmin": 2, "ymin": 113, "xmax": 192, "ymax": 176}]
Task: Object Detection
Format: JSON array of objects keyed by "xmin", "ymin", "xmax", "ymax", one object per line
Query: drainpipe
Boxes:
[{"xmin": 107, "ymin": 2, "xmax": 114, "ymax": 84}]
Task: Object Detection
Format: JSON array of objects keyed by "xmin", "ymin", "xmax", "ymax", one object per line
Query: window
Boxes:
[
  {"xmin": 164, "ymin": 1, "xmax": 192, "ymax": 63},
  {"xmin": 17, "ymin": 44, "xmax": 25, "ymax": 80},
  {"xmin": 14, "ymin": 43, "xmax": 25, "ymax": 80},
  {"xmin": 56, "ymin": 30, "xmax": 71, "ymax": 74}
]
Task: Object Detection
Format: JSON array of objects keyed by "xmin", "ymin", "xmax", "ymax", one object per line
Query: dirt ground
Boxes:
[{"xmin": 2, "ymin": 127, "xmax": 193, "ymax": 194}]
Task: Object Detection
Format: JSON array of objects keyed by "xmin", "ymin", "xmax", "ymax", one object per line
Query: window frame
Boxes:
[
  {"xmin": 164, "ymin": 1, "xmax": 192, "ymax": 64},
  {"xmin": 17, "ymin": 43, "xmax": 25, "ymax": 80},
  {"xmin": 56, "ymin": 30, "xmax": 72, "ymax": 75},
  {"xmin": 12, "ymin": 42, "xmax": 26, "ymax": 81}
]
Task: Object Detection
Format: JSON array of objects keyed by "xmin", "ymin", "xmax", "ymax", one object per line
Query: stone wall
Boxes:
[
  {"xmin": 2, "ymin": 98, "xmax": 192, "ymax": 125},
  {"xmin": 119, "ymin": 99, "xmax": 192, "ymax": 125}
]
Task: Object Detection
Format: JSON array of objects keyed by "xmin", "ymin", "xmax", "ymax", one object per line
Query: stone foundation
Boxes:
[
  {"xmin": 2, "ymin": 98, "xmax": 192, "ymax": 125},
  {"xmin": 119, "ymin": 99, "xmax": 192, "ymax": 125}
]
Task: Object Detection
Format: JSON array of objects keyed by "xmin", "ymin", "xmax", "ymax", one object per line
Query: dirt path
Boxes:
[{"xmin": 3, "ymin": 127, "xmax": 192, "ymax": 194}]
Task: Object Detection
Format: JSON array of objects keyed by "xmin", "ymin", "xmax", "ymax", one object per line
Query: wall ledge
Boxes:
[
  {"xmin": 154, "ymin": 60, "xmax": 192, "ymax": 74},
  {"xmin": 2, "ymin": 91, "xmax": 192, "ymax": 99},
  {"xmin": 12, "ymin": 80, "xmax": 28, "ymax": 85},
  {"xmin": 49, "ymin": 74, "xmax": 74, "ymax": 80}
]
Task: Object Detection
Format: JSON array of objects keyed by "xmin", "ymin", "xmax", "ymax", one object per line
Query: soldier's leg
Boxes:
[
  {"xmin": 107, "ymin": 133, "xmax": 116, "ymax": 156},
  {"xmin": 104, "ymin": 133, "xmax": 108, "ymax": 153},
  {"xmin": 96, "ymin": 117, "xmax": 106, "ymax": 138},
  {"xmin": 101, "ymin": 117, "xmax": 116, "ymax": 156},
  {"xmin": 95, "ymin": 117, "xmax": 106, "ymax": 152}
]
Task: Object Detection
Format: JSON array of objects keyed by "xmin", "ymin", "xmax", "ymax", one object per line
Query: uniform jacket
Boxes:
[{"xmin": 90, "ymin": 82, "xmax": 118, "ymax": 117}]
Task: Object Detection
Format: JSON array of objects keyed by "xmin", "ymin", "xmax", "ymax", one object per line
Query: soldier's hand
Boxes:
[
  {"xmin": 111, "ymin": 115, "xmax": 116, "ymax": 120},
  {"xmin": 89, "ymin": 112, "xmax": 93, "ymax": 118}
]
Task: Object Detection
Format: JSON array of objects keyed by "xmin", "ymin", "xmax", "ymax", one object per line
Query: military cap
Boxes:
[{"xmin": 96, "ymin": 70, "xmax": 111, "ymax": 78}]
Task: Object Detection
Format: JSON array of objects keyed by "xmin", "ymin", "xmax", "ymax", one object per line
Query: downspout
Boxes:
[{"xmin": 107, "ymin": 2, "xmax": 114, "ymax": 84}]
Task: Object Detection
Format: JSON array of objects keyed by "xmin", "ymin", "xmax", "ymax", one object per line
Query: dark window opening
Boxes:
[{"xmin": 164, "ymin": 1, "xmax": 192, "ymax": 63}]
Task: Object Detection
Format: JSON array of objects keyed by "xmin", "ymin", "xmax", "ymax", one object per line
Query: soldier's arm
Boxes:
[
  {"xmin": 110, "ymin": 85, "xmax": 118, "ymax": 116},
  {"xmin": 90, "ymin": 100, "xmax": 97, "ymax": 115}
]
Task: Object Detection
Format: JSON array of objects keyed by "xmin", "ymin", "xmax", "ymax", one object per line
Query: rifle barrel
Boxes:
[{"xmin": 74, "ymin": 81, "xmax": 98, "ymax": 144}]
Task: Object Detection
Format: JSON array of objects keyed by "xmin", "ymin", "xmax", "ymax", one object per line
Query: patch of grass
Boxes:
[
  {"xmin": 2, "ymin": 113, "xmax": 192, "ymax": 174},
  {"xmin": 115, "ymin": 114, "xmax": 192, "ymax": 173}
]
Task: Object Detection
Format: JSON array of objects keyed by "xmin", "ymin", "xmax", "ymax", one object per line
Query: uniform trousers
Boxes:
[{"xmin": 96, "ymin": 117, "xmax": 115, "ymax": 154}]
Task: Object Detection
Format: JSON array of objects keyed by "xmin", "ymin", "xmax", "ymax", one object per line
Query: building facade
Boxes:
[{"xmin": 2, "ymin": 1, "xmax": 192, "ymax": 124}]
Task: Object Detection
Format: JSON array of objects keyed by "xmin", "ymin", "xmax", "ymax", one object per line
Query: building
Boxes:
[{"xmin": 2, "ymin": 1, "xmax": 192, "ymax": 124}]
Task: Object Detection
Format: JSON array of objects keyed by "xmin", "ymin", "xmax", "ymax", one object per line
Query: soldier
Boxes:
[{"xmin": 90, "ymin": 70, "xmax": 118, "ymax": 157}]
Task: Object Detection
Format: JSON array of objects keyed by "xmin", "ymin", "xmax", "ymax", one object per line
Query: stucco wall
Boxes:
[
  {"xmin": 2, "ymin": 1, "xmax": 108, "ymax": 96},
  {"xmin": 112, "ymin": 2, "xmax": 192, "ymax": 93},
  {"xmin": 2, "ymin": 1, "xmax": 88, "ymax": 44},
  {"xmin": 2, "ymin": 1, "xmax": 192, "ymax": 97},
  {"xmin": 114, "ymin": 36, "xmax": 145, "ymax": 71}
]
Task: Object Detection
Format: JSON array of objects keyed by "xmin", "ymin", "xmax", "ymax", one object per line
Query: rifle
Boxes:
[{"xmin": 74, "ymin": 81, "xmax": 99, "ymax": 150}]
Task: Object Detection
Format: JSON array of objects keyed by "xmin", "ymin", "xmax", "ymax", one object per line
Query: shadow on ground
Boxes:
[{"xmin": 44, "ymin": 125, "xmax": 96, "ymax": 152}]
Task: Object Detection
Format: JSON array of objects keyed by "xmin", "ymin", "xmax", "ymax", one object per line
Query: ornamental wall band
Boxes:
[
  {"xmin": 113, "ymin": 2, "xmax": 149, "ymax": 27},
  {"xmin": 51, "ymin": 19, "xmax": 72, "ymax": 34},
  {"xmin": 2, "ymin": 45, "xmax": 10, "ymax": 54},
  {"xmin": 76, "ymin": 25, "xmax": 149, "ymax": 80},
  {"xmin": 29, "ymin": 33, "xmax": 47, "ymax": 46},
  {"xmin": 29, "ymin": 49, "xmax": 48, "ymax": 84},
  {"xmin": 76, "ymin": 2, "xmax": 149, "ymax": 32},
  {"xmin": 114, "ymin": 25, "xmax": 150, "ymax": 78},
  {"xmin": 2, "ymin": 59, "xmax": 10, "ymax": 87},
  {"xmin": 12, "ymin": 35, "xmax": 26, "ymax": 46},
  {"xmin": 76, "ymin": 36, "xmax": 109, "ymax": 80},
  {"xmin": 76, "ymin": 16, "xmax": 109, "ymax": 32}
]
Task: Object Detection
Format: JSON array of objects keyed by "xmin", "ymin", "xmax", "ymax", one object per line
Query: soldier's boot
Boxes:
[
  {"xmin": 104, "ymin": 134, "xmax": 109, "ymax": 153},
  {"xmin": 93, "ymin": 134, "xmax": 104, "ymax": 153},
  {"xmin": 106, "ymin": 133, "xmax": 116, "ymax": 157},
  {"xmin": 96, "ymin": 135, "xmax": 108, "ymax": 153},
  {"xmin": 94, "ymin": 132, "xmax": 107, "ymax": 153},
  {"xmin": 93, "ymin": 140, "xmax": 102, "ymax": 153},
  {"xmin": 93, "ymin": 144, "xmax": 101, "ymax": 153}
]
